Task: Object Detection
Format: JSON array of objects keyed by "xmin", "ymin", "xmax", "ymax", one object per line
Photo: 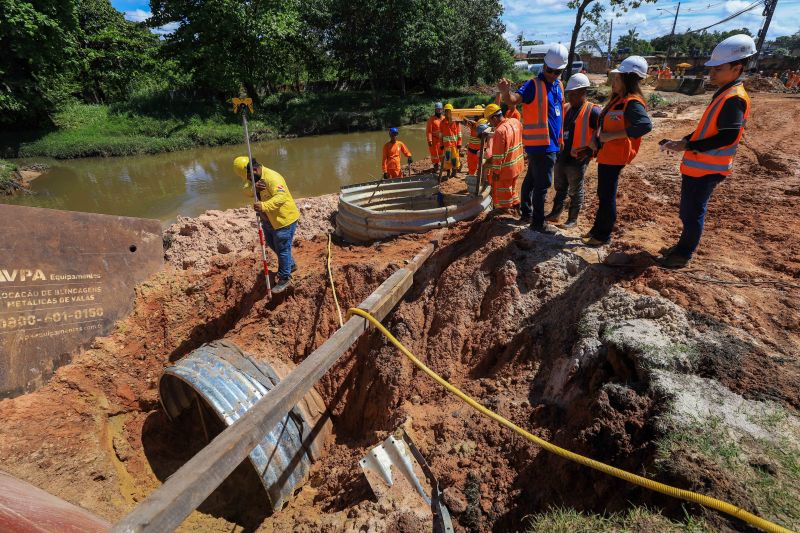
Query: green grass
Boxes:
[
  {"xmin": 6, "ymin": 89, "xmax": 489, "ymax": 160},
  {"xmin": 657, "ymin": 411, "xmax": 800, "ymax": 530},
  {"xmin": 525, "ymin": 506, "xmax": 711, "ymax": 533},
  {"xmin": 0, "ymin": 159, "xmax": 19, "ymax": 194}
]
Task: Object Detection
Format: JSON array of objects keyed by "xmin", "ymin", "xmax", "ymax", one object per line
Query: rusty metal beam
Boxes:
[{"xmin": 111, "ymin": 234, "xmax": 442, "ymax": 533}]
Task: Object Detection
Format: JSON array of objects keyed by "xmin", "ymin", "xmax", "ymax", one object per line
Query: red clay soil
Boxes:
[{"xmin": 0, "ymin": 92, "xmax": 798, "ymax": 533}]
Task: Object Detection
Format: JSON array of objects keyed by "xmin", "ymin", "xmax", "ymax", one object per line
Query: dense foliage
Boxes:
[{"xmin": 1, "ymin": 0, "xmax": 513, "ymax": 128}]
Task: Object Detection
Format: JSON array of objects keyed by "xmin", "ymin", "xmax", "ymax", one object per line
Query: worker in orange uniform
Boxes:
[
  {"xmin": 382, "ymin": 127, "xmax": 412, "ymax": 179},
  {"xmin": 484, "ymin": 103, "xmax": 524, "ymax": 212},
  {"xmin": 658, "ymin": 35, "xmax": 755, "ymax": 268},
  {"xmin": 440, "ymin": 103, "xmax": 463, "ymax": 180},
  {"xmin": 426, "ymin": 102, "xmax": 444, "ymax": 173},
  {"xmin": 463, "ymin": 105, "xmax": 485, "ymax": 175}
]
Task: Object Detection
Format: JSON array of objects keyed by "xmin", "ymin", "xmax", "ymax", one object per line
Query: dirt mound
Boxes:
[
  {"xmin": 743, "ymin": 74, "xmax": 785, "ymax": 93},
  {"xmin": 163, "ymin": 194, "xmax": 338, "ymax": 271}
]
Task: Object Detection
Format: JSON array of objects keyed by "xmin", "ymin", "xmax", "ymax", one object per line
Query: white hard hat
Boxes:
[
  {"xmin": 565, "ymin": 73, "xmax": 591, "ymax": 91},
  {"xmin": 705, "ymin": 34, "xmax": 757, "ymax": 67},
  {"xmin": 544, "ymin": 43, "xmax": 569, "ymax": 70},
  {"xmin": 611, "ymin": 55, "xmax": 648, "ymax": 79}
]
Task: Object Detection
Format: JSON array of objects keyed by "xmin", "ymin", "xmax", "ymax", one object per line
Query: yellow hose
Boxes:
[
  {"xmin": 327, "ymin": 233, "xmax": 344, "ymax": 327},
  {"xmin": 346, "ymin": 307, "xmax": 793, "ymax": 533}
]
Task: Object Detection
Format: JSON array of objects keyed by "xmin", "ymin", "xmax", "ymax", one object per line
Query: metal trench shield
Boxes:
[{"xmin": 159, "ymin": 340, "xmax": 331, "ymax": 512}]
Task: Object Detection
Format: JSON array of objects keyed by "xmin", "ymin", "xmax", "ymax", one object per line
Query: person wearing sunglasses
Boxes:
[
  {"xmin": 497, "ymin": 43, "xmax": 568, "ymax": 234},
  {"xmin": 582, "ymin": 55, "xmax": 653, "ymax": 247}
]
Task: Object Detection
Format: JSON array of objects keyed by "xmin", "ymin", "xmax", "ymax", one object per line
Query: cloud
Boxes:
[{"xmin": 123, "ymin": 9, "xmax": 151, "ymax": 22}]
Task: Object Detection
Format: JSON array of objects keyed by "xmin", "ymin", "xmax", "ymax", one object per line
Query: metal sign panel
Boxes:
[{"xmin": 0, "ymin": 205, "xmax": 163, "ymax": 398}]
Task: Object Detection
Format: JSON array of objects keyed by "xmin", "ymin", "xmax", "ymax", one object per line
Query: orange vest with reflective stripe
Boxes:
[
  {"xmin": 440, "ymin": 119, "xmax": 462, "ymax": 148},
  {"xmin": 426, "ymin": 115, "xmax": 443, "ymax": 143},
  {"xmin": 569, "ymin": 101, "xmax": 600, "ymax": 157},
  {"xmin": 487, "ymin": 117, "xmax": 524, "ymax": 181},
  {"xmin": 467, "ymin": 123, "xmax": 480, "ymax": 151},
  {"xmin": 521, "ymin": 78, "xmax": 564, "ymax": 147},
  {"xmin": 680, "ymin": 83, "xmax": 750, "ymax": 178},
  {"xmin": 596, "ymin": 93, "xmax": 647, "ymax": 166}
]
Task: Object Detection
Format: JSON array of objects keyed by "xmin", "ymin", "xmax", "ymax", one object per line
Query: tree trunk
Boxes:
[
  {"xmin": 400, "ymin": 74, "xmax": 406, "ymax": 97},
  {"xmin": 565, "ymin": 0, "xmax": 592, "ymax": 84},
  {"xmin": 243, "ymin": 81, "xmax": 261, "ymax": 107}
]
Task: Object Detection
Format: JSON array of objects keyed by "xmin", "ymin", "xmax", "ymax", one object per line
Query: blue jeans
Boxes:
[
  {"xmin": 589, "ymin": 164, "xmax": 624, "ymax": 243},
  {"xmin": 521, "ymin": 152, "xmax": 557, "ymax": 225},
  {"xmin": 261, "ymin": 219, "xmax": 297, "ymax": 279},
  {"xmin": 674, "ymin": 174, "xmax": 724, "ymax": 258}
]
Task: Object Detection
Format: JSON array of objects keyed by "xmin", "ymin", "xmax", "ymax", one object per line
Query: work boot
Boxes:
[
  {"xmin": 658, "ymin": 252, "xmax": 691, "ymax": 269},
  {"xmin": 545, "ymin": 204, "xmax": 564, "ymax": 222},
  {"xmin": 433, "ymin": 163, "xmax": 440, "ymax": 173},
  {"xmin": 272, "ymin": 276, "xmax": 292, "ymax": 294},
  {"xmin": 658, "ymin": 245, "xmax": 676, "ymax": 256},
  {"xmin": 581, "ymin": 235, "xmax": 607, "ymax": 247},
  {"xmin": 531, "ymin": 222, "xmax": 559, "ymax": 235},
  {"xmin": 561, "ymin": 205, "xmax": 580, "ymax": 228}
]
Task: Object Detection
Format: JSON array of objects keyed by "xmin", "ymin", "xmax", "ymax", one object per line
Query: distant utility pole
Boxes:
[
  {"xmin": 606, "ymin": 19, "xmax": 614, "ymax": 69},
  {"xmin": 752, "ymin": 0, "xmax": 778, "ymax": 70},
  {"xmin": 658, "ymin": 2, "xmax": 681, "ymax": 69}
]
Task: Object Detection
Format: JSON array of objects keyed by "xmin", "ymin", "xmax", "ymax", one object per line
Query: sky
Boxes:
[{"xmin": 112, "ymin": 0, "xmax": 799, "ymax": 46}]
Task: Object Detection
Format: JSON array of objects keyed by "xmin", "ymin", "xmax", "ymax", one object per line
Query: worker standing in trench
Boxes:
[
  {"xmin": 497, "ymin": 43, "xmax": 569, "ymax": 234},
  {"xmin": 484, "ymin": 103, "xmax": 524, "ymax": 213},
  {"xmin": 657, "ymin": 34, "xmax": 756, "ymax": 268},
  {"xmin": 582, "ymin": 56, "xmax": 652, "ymax": 247},
  {"xmin": 463, "ymin": 105, "xmax": 485, "ymax": 175},
  {"xmin": 545, "ymin": 73, "xmax": 601, "ymax": 229},
  {"xmin": 425, "ymin": 102, "xmax": 445, "ymax": 173},
  {"xmin": 234, "ymin": 157, "xmax": 300, "ymax": 294},
  {"xmin": 382, "ymin": 127, "xmax": 413, "ymax": 179}
]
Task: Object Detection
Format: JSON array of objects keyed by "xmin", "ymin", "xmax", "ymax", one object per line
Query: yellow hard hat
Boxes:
[
  {"xmin": 233, "ymin": 156, "xmax": 250, "ymax": 179},
  {"xmin": 483, "ymin": 103, "xmax": 501, "ymax": 119},
  {"xmin": 444, "ymin": 103, "xmax": 454, "ymax": 111},
  {"xmin": 477, "ymin": 118, "xmax": 488, "ymax": 125},
  {"xmin": 474, "ymin": 104, "xmax": 484, "ymax": 109}
]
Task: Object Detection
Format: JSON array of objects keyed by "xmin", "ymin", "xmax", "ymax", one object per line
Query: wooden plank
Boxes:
[{"xmin": 110, "ymin": 237, "xmax": 441, "ymax": 533}]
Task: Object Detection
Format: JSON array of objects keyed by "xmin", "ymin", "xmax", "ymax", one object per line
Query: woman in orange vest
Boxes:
[
  {"xmin": 382, "ymin": 127, "xmax": 412, "ymax": 179},
  {"xmin": 658, "ymin": 35, "xmax": 755, "ymax": 268},
  {"xmin": 426, "ymin": 102, "xmax": 444, "ymax": 172},
  {"xmin": 583, "ymin": 56, "xmax": 652, "ymax": 246},
  {"xmin": 484, "ymin": 104, "xmax": 524, "ymax": 211}
]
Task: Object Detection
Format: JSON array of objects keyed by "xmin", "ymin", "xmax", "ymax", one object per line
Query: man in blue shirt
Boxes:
[{"xmin": 498, "ymin": 43, "xmax": 568, "ymax": 234}]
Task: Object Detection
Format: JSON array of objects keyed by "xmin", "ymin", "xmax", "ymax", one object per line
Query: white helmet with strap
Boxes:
[
  {"xmin": 611, "ymin": 56, "xmax": 648, "ymax": 79},
  {"xmin": 705, "ymin": 34, "xmax": 757, "ymax": 67}
]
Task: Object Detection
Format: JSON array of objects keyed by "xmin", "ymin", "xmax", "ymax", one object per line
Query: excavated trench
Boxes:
[{"xmin": 129, "ymin": 217, "xmax": 728, "ymax": 532}]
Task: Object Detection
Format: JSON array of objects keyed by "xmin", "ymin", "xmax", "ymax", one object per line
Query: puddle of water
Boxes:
[{"xmin": 3, "ymin": 125, "xmax": 430, "ymax": 224}]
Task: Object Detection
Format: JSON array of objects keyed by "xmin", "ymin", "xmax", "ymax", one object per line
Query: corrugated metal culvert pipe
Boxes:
[{"xmin": 159, "ymin": 340, "xmax": 332, "ymax": 512}]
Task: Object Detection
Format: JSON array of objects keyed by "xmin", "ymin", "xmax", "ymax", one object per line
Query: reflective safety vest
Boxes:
[
  {"xmin": 487, "ymin": 117, "xmax": 524, "ymax": 181},
  {"xmin": 440, "ymin": 119, "xmax": 462, "ymax": 148},
  {"xmin": 569, "ymin": 101, "xmax": 600, "ymax": 158},
  {"xmin": 426, "ymin": 115, "xmax": 443, "ymax": 144},
  {"xmin": 467, "ymin": 123, "xmax": 480, "ymax": 152},
  {"xmin": 680, "ymin": 82, "xmax": 750, "ymax": 178},
  {"xmin": 521, "ymin": 78, "xmax": 564, "ymax": 148},
  {"xmin": 596, "ymin": 93, "xmax": 647, "ymax": 166}
]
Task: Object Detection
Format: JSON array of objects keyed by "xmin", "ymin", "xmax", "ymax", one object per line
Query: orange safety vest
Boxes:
[
  {"xmin": 440, "ymin": 119, "xmax": 462, "ymax": 148},
  {"xmin": 568, "ymin": 101, "xmax": 600, "ymax": 157},
  {"xmin": 596, "ymin": 93, "xmax": 648, "ymax": 166},
  {"xmin": 505, "ymin": 106, "xmax": 521, "ymax": 121},
  {"xmin": 680, "ymin": 82, "xmax": 750, "ymax": 178},
  {"xmin": 487, "ymin": 118, "xmax": 524, "ymax": 180},
  {"xmin": 521, "ymin": 78, "xmax": 564, "ymax": 148},
  {"xmin": 426, "ymin": 115, "xmax": 443, "ymax": 144},
  {"xmin": 467, "ymin": 123, "xmax": 480, "ymax": 151}
]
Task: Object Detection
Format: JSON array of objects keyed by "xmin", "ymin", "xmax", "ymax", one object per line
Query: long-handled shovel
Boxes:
[{"xmin": 233, "ymin": 97, "xmax": 271, "ymax": 299}]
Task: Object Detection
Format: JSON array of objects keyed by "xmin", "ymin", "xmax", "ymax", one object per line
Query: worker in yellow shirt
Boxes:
[
  {"xmin": 382, "ymin": 127, "xmax": 412, "ymax": 179},
  {"xmin": 234, "ymin": 157, "xmax": 300, "ymax": 294}
]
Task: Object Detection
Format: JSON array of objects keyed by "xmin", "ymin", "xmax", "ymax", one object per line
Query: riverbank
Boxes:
[
  {"xmin": 0, "ymin": 159, "xmax": 45, "ymax": 195},
  {"xmin": 2, "ymin": 91, "xmax": 487, "ymax": 160}
]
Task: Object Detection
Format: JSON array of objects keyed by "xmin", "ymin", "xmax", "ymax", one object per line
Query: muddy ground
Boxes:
[{"xmin": 1, "ymin": 91, "xmax": 799, "ymax": 533}]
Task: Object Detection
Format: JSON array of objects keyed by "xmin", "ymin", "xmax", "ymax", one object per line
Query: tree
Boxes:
[
  {"xmin": 651, "ymin": 28, "xmax": 751, "ymax": 57},
  {"xmin": 523, "ymin": 39, "xmax": 544, "ymax": 46},
  {"xmin": 617, "ymin": 28, "xmax": 653, "ymax": 55},
  {"xmin": 565, "ymin": 0, "xmax": 656, "ymax": 81},
  {"xmin": 580, "ymin": 18, "xmax": 612, "ymax": 56},
  {"xmin": 0, "ymin": 0, "xmax": 80, "ymax": 126}
]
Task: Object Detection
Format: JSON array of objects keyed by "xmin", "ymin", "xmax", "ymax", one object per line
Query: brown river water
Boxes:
[{"xmin": 3, "ymin": 125, "xmax": 430, "ymax": 224}]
